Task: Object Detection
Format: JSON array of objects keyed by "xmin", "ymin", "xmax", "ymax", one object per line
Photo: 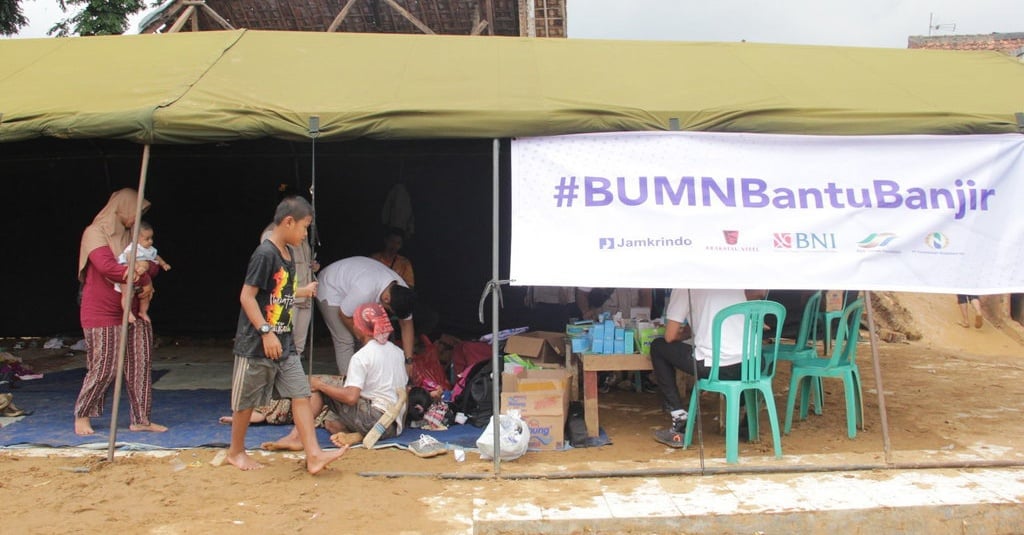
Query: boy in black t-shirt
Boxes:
[{"xmin": 226, "ymin": 196, "xmax": 346, "ymax": 474}]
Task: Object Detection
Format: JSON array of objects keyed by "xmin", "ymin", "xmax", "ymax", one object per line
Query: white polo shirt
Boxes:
[{"xmin": 318, "ymin": 256, "xmax": 408, "ymax": 316}]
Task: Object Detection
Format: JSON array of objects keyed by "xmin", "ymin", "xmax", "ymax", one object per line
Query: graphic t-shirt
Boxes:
[{"xmin": 233, "ymin": 240, "xmax": 296, "ymax": 358}]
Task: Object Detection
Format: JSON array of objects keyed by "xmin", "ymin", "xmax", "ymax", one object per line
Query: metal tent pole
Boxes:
[
  {"xmin": 306, "ymin": 116, "xmax": 320, "ymax": 377},
  {"xmin": 107, "ymin": 144, "xmax": 151, "ymax": 461},
  {"xmin": 490, "ymin": 138, "xmax": 501, "ymax": 475}
]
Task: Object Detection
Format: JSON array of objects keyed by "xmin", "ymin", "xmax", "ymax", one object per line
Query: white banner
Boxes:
[{"xmin": 510, "ymin": 132, "xmax": 1024, "ymax": 293}]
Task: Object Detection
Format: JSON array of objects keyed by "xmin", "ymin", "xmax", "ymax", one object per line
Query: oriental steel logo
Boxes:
[{"xmin": 706, "ymin": 229, "xmax": 757, "ymax": 252}]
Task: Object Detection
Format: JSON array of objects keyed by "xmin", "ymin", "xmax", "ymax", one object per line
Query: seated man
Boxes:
[
  {"xmin": 262, "ymin": 303, "xmax": 409, "ymax": 451},
  {"xmin": 650, "ymin": 288, "xmax": 766, "ymax": 448}
]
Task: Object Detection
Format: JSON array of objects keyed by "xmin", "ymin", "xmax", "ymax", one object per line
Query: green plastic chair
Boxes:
[
  {"xmin": 785, "ymin": 298, "xmax": 865, "ymax": 439},
  {"xmin": 764, "ymin": 291, "xmax": 824, "ymax": 413},
  {"xmin": 683, "ymin": 300, "xmax": 786, "ymax": 464},
  {"xmin": 819, "ymin": 291, "xmax": 855, "ymax": 356}
]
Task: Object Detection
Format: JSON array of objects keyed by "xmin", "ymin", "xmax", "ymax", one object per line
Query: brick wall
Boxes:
[{"xmin": 908, "ymin": 32, "xmax": 1024, "ymax": 59}]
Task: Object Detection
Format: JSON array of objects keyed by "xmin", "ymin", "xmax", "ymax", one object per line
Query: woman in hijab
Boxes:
[{"xmin": 74, "ymin": 189, "xmax": 167, "ymax": 436}]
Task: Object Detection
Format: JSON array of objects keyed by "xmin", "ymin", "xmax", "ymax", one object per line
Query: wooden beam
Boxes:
[
  {"xmin": 381, "ymin": 0, "xmax": 436, "ymax": 35},
  {"xmin": 485, "ymin": 0, "xmax": 495, "ymax": 35},
  {"xmin": 198, "ymin": 3, "xmax": 236, "ymax": 30},
  {"xmin": 167, "ymin": 5, "xmax": 196, "ymax": 33},
  {"xmin": 141, "ymin": 0, "xmax": 184, "ymax": 33},
  {"xmin": 470, "ymin": 19, "xmax": 488, "ymax": 36},
  {"xmin": 327, "ymin": 0, "xmax": 361, "ymax": 32}
]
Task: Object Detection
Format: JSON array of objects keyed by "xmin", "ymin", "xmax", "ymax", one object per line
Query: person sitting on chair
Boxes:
[{"xmin": 650, "ymin": 288, "xmax": 766, "ymax": 448}]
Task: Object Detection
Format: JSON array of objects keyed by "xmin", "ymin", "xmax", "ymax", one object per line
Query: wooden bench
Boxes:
[{"xmin": 580, "ymin": 353, "xmax": 653, "ymax": 438}]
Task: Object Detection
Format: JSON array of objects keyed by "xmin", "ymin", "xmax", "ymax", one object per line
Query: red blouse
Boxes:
[{"xmin": 80, "ymin": 246, "xmax": 159, "ymax": 329}]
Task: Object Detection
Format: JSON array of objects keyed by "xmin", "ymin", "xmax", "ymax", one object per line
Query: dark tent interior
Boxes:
[{"xmin": 2, "ymin": 137, "xmax": 532, "ymax": 339}]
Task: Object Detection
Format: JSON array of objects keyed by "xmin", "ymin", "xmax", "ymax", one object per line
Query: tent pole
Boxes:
[
  {"xmin": 863, "ymin": 291, "xmax": 893, "ymax": 465},
  {"xmin": 490, "ymin": 138, "xmax": 501, "ymax": 475},
  {"xmin": 306, "ymin": 116, "xmax": 320, "ymax": 378},
  {"xmin": 106, "ymin": 144, "xmax": 152, "ymax": 461}
]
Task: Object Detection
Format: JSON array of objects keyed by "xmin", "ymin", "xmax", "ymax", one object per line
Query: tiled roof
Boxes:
[{"xmin": 140, "ymin": 0, "xmax": 565, "ymax": 37}]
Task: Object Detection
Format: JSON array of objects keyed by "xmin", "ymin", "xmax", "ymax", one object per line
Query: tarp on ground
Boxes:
[{"xmin": 2, "ymin": 29, "xmax": 1023, "ymax": 144}]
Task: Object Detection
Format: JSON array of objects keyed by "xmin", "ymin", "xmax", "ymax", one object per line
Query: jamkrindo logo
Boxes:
[
  {"xmin": 924, "ymin": 232, "xmax": 949, "ymax": 250},
  {"xmin": 857, "ymin": 232, "xmax": 898, "ymax": 249},
  {"xmin": 599, "ymin": 235, "xmax": 692, "ymax": 250}
]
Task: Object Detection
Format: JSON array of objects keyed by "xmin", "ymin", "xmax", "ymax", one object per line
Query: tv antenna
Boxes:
[{"xmin": 928, "ymin": 13, "xmax": 956, "ymax": 36}]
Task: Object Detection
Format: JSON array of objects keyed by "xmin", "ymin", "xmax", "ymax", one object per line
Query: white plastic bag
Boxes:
[{"xmin": 476, "ymin": 411, "xmax": 530, "ymax": 461}]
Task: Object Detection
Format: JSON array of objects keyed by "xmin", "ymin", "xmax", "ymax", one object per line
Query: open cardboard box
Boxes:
[
  {"xmin": 503, "ymin": 331, "xmax": 566, "ymax": 365},
  {"xmin": 500, "ymin": 368, "xmax": 570, "ymax": 450}
]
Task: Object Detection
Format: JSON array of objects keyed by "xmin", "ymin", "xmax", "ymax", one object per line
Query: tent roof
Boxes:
[{"xmin": 2, "ymin": 29, "xmax": 1023, "ymax": 144}]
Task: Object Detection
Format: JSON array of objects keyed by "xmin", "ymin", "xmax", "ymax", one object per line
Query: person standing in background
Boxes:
[
  {"xmin": 370, "ymin": 227, "xmax": 414, "ymax": 288},
  {"xmin": 956, "ymin": 294, "xmax": 984, "ymax": 329}
]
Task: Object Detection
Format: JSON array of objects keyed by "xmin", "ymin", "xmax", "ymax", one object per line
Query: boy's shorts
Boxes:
[{"xmin": 231, "ymin": 354, "xmax": 311, "ymax": 412}]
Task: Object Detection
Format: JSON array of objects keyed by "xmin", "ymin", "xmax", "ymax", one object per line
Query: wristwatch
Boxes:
[{"xmin": 258, "ymin": 324, "xmax": 272, "ymax": 335}]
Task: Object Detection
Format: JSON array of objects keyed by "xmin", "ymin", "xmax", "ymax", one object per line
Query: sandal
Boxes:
[{"xmin": 408, "ymin": 434, "xmax": 447, "ymax": 458}]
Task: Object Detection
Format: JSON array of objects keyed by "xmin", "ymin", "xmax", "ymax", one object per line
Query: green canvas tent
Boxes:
[
  {"xmin": 3, "ymin": 29, "xmax": 1023, "ymax": 144},
  {"xmin": 2, "ymin": 29, "xmax": 1022, "ymax": 467}
]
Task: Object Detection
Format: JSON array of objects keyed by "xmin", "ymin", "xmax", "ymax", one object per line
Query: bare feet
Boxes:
[
  {"xmin": 975, "ymin": 315, "xmax": 984, "ymax": 329},
  {"xmin": 957, "ymin": 321, "xmax": 969, "ymax": 328},
  {"xmin": 306, "ymin": 445, "xmax": 348, "ymax": 475},
  {"xmin": 218, "ymin": 416, "xmax": 233, "ymax": 425},
  {"xmin": 226, "ymin": 450, "xmax": 264, "ymax": 471},
  {"xmin": 261, "ymin": 436, "xmax": 303, "ymax": 451},
  {"xmin": 129, "ymin": 422, "xmax": 168, "ymax": 432},
  {"xmin": 75, "ymin": 417, "xmax": 95, "ymax": 436},
  {"xmin": 330, "ymin": 432, "xmax": 364, "ymax": 448}
]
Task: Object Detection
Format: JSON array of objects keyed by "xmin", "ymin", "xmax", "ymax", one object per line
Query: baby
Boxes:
[{"xmin": 116, "ymin": 221, "xmax": 171, "ymax": 322}]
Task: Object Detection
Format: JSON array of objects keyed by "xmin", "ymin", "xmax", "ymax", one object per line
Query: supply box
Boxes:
[
  {"xmin": 500, "ymin": 368, "xmax": 570, "ymax": 450},
  {"xmin": 503, "ymin": 331, "xmax": 566, "ymax": 365}
]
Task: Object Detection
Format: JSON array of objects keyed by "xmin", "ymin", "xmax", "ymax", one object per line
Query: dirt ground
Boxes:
[{"xmin": 2, "ymin": 292, "xmax": 1023, "ymax": 534}]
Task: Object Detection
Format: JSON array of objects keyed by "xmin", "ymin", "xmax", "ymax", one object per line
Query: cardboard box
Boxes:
[
  {"xmin": 500, "ymin": 368, "xmax": 570, "ymax": 450},
  {"xmin": 504, "ymin": 331, "xmax": 566, "ymax": 364},
  {"xmin": 521, "ymin": 414, "xmax": 565, "ymax": 451}
]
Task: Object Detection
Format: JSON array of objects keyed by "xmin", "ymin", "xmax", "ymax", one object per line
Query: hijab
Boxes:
[{"xmin": 77, "ymin": 188, "xmax": 150, "ymax": 281}]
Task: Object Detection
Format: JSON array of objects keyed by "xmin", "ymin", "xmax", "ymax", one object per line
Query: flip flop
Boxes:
[{"xmin": 408, "ymin": 434, "xmax": 447, "ymax": 458}]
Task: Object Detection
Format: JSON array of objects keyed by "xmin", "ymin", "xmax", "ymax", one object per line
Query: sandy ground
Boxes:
[{"xmin": 1, "ymin": 292, "xmax": 1022, "ymax": 534}]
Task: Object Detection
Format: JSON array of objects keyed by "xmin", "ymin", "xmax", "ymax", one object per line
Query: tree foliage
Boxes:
[
  {"xmin": 0, "ymin": 0, "xmax": 156, "ymax": 37},
  {"xmin": 0, "ymin": 0, "xmax": 29, "ymax": 36},
  {"xmin": 49, "ymin": 0, "xmax": 150, "ymax": 37}
]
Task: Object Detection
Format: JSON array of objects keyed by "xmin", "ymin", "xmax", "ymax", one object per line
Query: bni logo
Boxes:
[
  {"xmin": 857, "ymin": 232, "xmax": 898, "ymax": 249},
  {"xmin": 599, "ymin": 237, "xmax": 615, "ymax": 250},
  {"xmin": 924, "ymin": 232, "xmax": 949, "ymax": 250},
  {"xmin": 773, "ymin": 233, "xmax": 793, "ymax": 248}
]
